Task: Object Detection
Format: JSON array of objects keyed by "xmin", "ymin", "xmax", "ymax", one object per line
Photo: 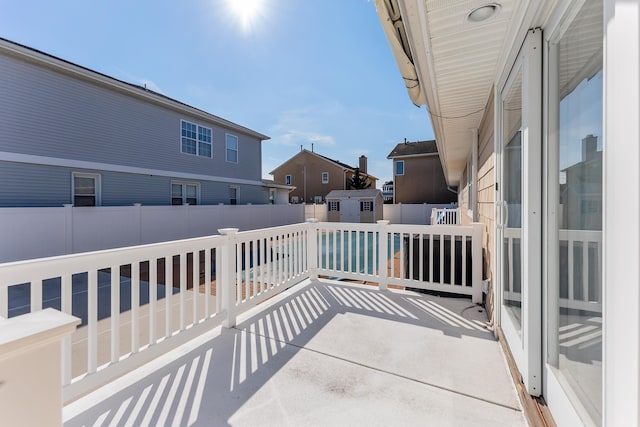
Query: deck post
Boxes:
[
  {"xmin": 219, "ymin": 228, "xmax": 239, "ymax": 328},
  {"xmin": 471, "ymin": 222, "xmax": 483, "ymax": 303},
  {"xmin": 306, "ymin": 218, "xmax": 319, "ymax": 280},
  {"xmin": 377, "ymin": 220, "xmax": 389, "ymax": 290}
]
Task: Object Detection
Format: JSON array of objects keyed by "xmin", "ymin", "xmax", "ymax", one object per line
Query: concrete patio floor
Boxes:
[{"xmin": 63, "ymin": 279, "xmax": 526, "ymax": 426}]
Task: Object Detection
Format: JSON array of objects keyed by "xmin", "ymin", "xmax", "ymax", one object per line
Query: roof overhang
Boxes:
[{"xmin": 376, "ymin": 0, "xmax": 543, "ymax": 185}]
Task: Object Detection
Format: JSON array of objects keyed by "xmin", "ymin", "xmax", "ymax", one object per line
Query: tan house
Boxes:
[
  {"xmin": 387, "ymin": 140, "xmax": 457, "ymax": 204},
  {"xmin": 325, "ymin": 189, "xmax": 383, "ymax": 223},
  {"xmin": 270, "ymin": 149, "xmax": 377, "ymax": 204}
]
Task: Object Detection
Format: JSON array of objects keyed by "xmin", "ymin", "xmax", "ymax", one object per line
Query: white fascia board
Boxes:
[
  {"xmin": 386, "ymin": 152, "xmax": 439, "ymax": 160},
  {"xmin": 0, "ymin": 151, "xmax": 265, "ymax": 187},
  {"xmin": 0, "ymin": 39, "xmax": 269, "ymax": 141}
]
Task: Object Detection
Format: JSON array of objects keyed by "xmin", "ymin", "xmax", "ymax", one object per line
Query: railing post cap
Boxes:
[
  {"xmin": 377, "ymin": 220, "xmax": 390, "ymax": 225},
  {"xmin": 218, "ymin": 228, "xmax": 239, "ymax": 235},
  {"xmin": 306, "ymin": 218, "xmax": 319, "ymax": 223}
]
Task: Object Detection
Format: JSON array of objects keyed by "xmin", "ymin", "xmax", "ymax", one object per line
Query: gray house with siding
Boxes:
[{"xmin": 0, "ymin": 38, "xmax": 271, "ymax": 207}]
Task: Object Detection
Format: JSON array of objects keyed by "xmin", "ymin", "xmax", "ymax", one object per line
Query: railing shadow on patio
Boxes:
[{"xmin": 63, "ymin": 278, "xmax": 498, "ymax": 427}]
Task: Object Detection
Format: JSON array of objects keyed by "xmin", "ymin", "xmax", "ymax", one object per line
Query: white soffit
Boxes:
[{"xmin": 400, "ymin": 0, "xmax": 522, "ymax": 184}]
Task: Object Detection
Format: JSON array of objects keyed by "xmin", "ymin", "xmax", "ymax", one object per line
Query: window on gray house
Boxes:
[
  {"xmin": 181, "ymin": 120, "xmax": 212, "ymax": 158},
  {"xmin": 229, "ymin": 186, "xmax": 238, "ymax": 205},
  {"xmin": 73, "ymin": 173, "xmax": 100, "ymax": 206},
  {"xmin": 172, "ymin": 182, "xmax": 198, "ymax": 205},
  {"xmin": 226, "ymin": 134, "xmax": 238, "ymax": 163}
]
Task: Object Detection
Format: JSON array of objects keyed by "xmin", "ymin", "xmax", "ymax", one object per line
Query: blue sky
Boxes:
[{"xmin": 0, "ymin": 0, "xmax": 434, "ymax": 184}]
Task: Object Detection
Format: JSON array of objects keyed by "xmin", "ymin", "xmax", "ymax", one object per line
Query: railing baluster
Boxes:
[
  {"xmin": 61, "ymin": 274, "xmax": 72, "ymax": 386},
  {"xmin": 409, "ymin": 233, "xmax": 414, "ymax": 281},
  {"xmin": 149, "ymin": 259, "xmax": 157, "ymax": 345},
  {"xmin": 111, "ymin": 265, "xmax": 120, "ymax": 364},
  {"xmin": 88, "ymin": 269, "xmax": 98, "ymax": 374},
  {"xmin": 31, "ymin": 279, "xmax": 42, "ymax": 312},
  {"xmin": 216, "ymin": 246, "xmax": 223, "ymax": 313},
  {"xmin": 582, "ymin": 241, "xmax": 589, "ymax": 302},
  {"xmin": 419, "ymin": 233, "xmax": 424, "ymax": 282},
  {"xmin": 205, "ymin": 249, "xmax": 211, "ymax": 317},
  {"xmin": 165, "ymin": 255, "xmax": 173, "ymax": 339},
  {"xmin": 180, "ymin": 253, "xmax": 187, "ymax": 331},
  {"xmin": 348, "ymin": 230, "xmax": 353, "ymax": 273},
  {"xmin": 364, "ymin": 230, "xmax": 369, "ymax": 275},
  {"xmin": 462, "ymin": 236, "xmax": 467, "ymax": 287},
  {"xmin": 0, "ymin": 285, "xmax": 7, "ymax": 318},
  {"xmin": 400, "ymin": 232, "xmax": 405, "ymax": 279},
  {"xmin": 390, "ymin": 232, "xmax": 395, "ymax": 278},
  {"xmin": 356, "ymin": 230, "xmax": 361, "ymax": 274},
  {"xmin": 450, "ymin": 235, "xmax": 455, "ymax": 286},
  {"xmin": 253, "ymin": 240, "xmax": 259, "ymax": 293},
  {"xmin": 131, "ymin": 262, "xmax": 140, "ymax": 354},
  {"xmin": 193, "ymin": 250, "xmax": 199, "ymax": 325},
  {"xmin": 440, "ymin": 233, "xmax": 445, "ymax": 285},
  {"xmin": 568, "ymin": 238, "xmax": 574, "ymax": 301},
  {"xmin": 332, "ymin": 229, "xmax": 337, "ymax": 272},
  {"xmin": 237, "ymin": 242, "xmax": 243, "ymax": 301},
  {"xmin": 372, "ymin": 230, "xmax": 377, "ymax": 277}
]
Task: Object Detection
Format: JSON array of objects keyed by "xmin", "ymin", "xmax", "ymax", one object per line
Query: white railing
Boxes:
[
  {"xmin": 430, "ymin": 207, "xmax": 460, "ymax": 225},
  {"xmin": 559, "ymin": 229, "xmax": 602, "ymax": 313},
  {"xmin": 314, "ymin": 221, "xmax": 482, "ymax": 302},
  {"xmin": 0, "ymin": 219, "xmax": 483, "ymax": 404}
]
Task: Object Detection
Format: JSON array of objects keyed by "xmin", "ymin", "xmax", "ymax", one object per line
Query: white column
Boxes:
[
  {"xmin": 218, "ymin": 228, "xmax": 239, "ymax": 328},
  {"xmin": 603, "ymin": 1, "xmax": 640, "ymax": 425},
  {"xmin": 0, "ymin": 309, "xmax": 79, "ymax": 427}
]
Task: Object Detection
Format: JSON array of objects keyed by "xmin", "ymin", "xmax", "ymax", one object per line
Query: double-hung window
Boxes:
[
  {"xmin": 181, "ymin": 120, "xmax": 212, "ymax": 158},
  {"xmin": 226, "ymin": 134, "xmax": 238, "ymax": 163},
  {"xmin": 321, "ymin": 172, "xmax": 329, "ymax": 184},
  {"xmin": 172, "ymin": 182, "xmax": 199, "ymax": 205},
  {"xmin": 72, "ymin": 172, "xmax": 100, "ymax": 206}
]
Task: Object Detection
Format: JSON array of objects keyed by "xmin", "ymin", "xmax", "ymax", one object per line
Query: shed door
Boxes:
[{"xmin": 340, "ymin": 199, "xmax": 360, "ymax": 223}]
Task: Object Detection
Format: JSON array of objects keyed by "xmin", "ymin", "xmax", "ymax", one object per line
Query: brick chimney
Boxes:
[
  {"xmin": 359, "ymin": 155, "xmax": 367, "ymax": 173},
  {"xmin": 582, "ymin": 134, "xmax": 598, "ymax": 162}
]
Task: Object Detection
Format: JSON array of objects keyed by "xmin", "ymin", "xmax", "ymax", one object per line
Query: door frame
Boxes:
[{"xmin": 495, "ymin": 28, "xmax": 543, "ymax": 397}]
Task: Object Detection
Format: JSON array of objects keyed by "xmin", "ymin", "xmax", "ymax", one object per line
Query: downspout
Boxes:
[{"xmin": 471, "ymin": 128, "xmax": 478, "ymax": 222}]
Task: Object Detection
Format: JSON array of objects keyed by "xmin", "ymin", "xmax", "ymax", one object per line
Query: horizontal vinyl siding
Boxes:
[
  {"xmin": 0, "ymin": 53, "xmax": 262, "ymax": 181},
  {"xmin": 0, "ymin": 161, "xmax": 269, "ymax": 206}
]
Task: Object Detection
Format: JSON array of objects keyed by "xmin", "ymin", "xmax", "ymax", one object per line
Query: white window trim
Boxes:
[
  {"xmin": 180, "ymin": 120, "xmax": 213, "ymax": 158},
  {"xmin": 321, "ymin": 172, "xmax": 329, "ymax": 184},
  {"xmin": 361, "ymin": 200, "xmax": 373, "ymax": 212},
  {"xmin": 171, "ymin": 180, "xmax": 200, "ymax": 205},
  {"xmin": 395, "ymin": 160, "xmax": 405, "ymax": 176},
  {"xmin": 72, "ymin": 172, "xmax": 101, "ymax": 206},
  {"xmin": 225, "ymin": 133, "xmax": 239, "ymax": 164}
]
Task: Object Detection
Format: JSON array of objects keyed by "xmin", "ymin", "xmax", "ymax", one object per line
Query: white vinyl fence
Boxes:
[
  {"xmin": 0, "ymin": 204, "xmax": 304, "ymax": 262},
  {"xmin": 0, "ymin": 220, "xmax": 483, "ymax": 405},
  {"xmin": 304, "ymin": 203, "xmax": 457, "ymax": 225}
]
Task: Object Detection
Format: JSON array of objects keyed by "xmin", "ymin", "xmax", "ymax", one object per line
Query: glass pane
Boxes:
[
  {"xmin": 74, "ymin": 176, "xmax": 95, "ymax": 195},
  {"xmin": 553, "ymin": 0, "xmax": 603, "ymax": 423},
  {"xmin": 502, "ymin": 67, "xmax": 523, "ymax": 332},
  {"xmin": 172, "ymin": 184, "xmax": 182, "ymax": 197},
  {"xmin": 186, "ymin": 184, "xmax": 197, "ymax": 198},
  {"xmin": 227, "ymin": 148, "xmax": 238, "ymax": 163},
  {"xmin": 74, "ymin": 195, "xmax": 96, "ymax": 207},
  {"xmin": 226, "ymin": 134, "xmax": 238, "ymax": 149}
]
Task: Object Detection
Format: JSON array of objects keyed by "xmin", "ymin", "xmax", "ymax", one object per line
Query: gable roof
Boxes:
[
  {"xmin": 387, "ymin": 140, "xmax": 439, "ymax": 158},
  {"xmin": 0, "ymin": 37, "xmax": 269, "ymax": 141},
  {"xmin": 326, "ymin": 189, "xmax": 382, "ymax": 199},
  {"xmin": 270, "ymin": 149, "xmax": 378, "ymax": 180}
]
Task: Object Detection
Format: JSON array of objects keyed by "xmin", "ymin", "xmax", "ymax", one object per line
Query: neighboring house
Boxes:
[
  {"xmin": 0, "ymin": 38, "xmax": 272, "ymax": 207},
  {"xmin": 325, "ymin": 189, "xmax": 383, "ymax": 223},
  {"xmin": 270, "ymin": 149, "xmax": 377, "ymax": 204},
  {"xmin": 376, "ymin": 0, "xmax": 639, "ymax": 425},
  {"xmin": 387, "ymin": 140, "xmax": 456, "ymax": 204},
  {"xmin": 382, "ymin": 180, "xmax": 393, "ymax": 203}
]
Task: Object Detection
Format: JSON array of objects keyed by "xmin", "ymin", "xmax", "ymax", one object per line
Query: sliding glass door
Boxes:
[{"xmin": 497, "ymin": 28, "xmax": 542, "ymax": 396}]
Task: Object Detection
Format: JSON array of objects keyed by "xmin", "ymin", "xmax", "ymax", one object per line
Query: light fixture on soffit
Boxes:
[{"xmin": 466, "ymin": 3, "xmax": 501, "ymax": 23}]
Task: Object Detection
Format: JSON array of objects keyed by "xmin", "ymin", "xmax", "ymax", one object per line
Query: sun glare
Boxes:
[{"xmin": 227, "ymin": 0, "xmax": 264, "ymax": 32}]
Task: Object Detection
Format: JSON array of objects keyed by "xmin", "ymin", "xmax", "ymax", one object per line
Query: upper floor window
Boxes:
[
  {"xmin": 314, "ymin": 196, "xmax": 323, "ymax": 204},
  {"xmin": 181, "ymin": 120, "xmax": 212, "ymax": 158},
  {"xmin": 226, "ymin": 134, "xmax": 238, "ymax": 163},
  {"xmin": 395, "ymin": 160, "xmax": 405, "ymax": 176},
  {"xmin": 172, "ymin": 182, "xmax": 198, "ymax": 205},
  {"xmin": 322, "ymin": 172, "xmax": 329, "ymax": 184},
  {"xmin": 360, "ymin": 201, "xmax": 373, "ymax": 212},
  {"xmin": 72, "ymin": 172, "xmax": 100, "ymax": 206},
  {"xmin": 329, "ymin": 201, "xmax": 340, "ymax": 211},
  {"xmin": 285, "ymin": 175, "xmax": 292, "ymax": 185}
]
